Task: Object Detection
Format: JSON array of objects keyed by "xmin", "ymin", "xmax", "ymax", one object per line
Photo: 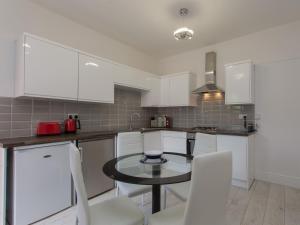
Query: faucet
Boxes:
[{"xmin": 129, "ymin": 112, "xmax": 141, "ymax": 130}]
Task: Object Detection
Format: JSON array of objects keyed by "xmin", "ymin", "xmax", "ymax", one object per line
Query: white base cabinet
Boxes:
[{"xmin": 217, "ymin": 134, "xmax": 255, "ymax": 189}]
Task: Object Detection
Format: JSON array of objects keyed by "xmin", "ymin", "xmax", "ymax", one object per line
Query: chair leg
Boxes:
[
  {"xmin": 163, "ymin": 187, "xmax": 167, "ymax": 209},
  {"xmin": 141, "ymin": 193, "xmax": 144, "ymax": 206},
  {"xmin": 116, "ymin": 186, "xmax": 120, "ymax": 197}
]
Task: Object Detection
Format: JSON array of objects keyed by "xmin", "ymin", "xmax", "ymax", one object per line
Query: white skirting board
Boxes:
[
  {"xmin": 0, "ymin": 148, "xmax": 6, "ymax": 225},
  {"xmin": 255, "ymin": 171, "xmax": 300, "ymax": 189}
]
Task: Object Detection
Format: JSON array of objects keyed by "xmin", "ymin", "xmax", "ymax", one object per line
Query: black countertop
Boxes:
[{"xmin": 0, "ymin": 128, "xmax": 256, "ymax": 149}]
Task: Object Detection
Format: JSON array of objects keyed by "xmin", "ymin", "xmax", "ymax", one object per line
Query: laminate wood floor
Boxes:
[{"xmin": 30, "ymin": 180, "xmax": 300, "ymax": 225}]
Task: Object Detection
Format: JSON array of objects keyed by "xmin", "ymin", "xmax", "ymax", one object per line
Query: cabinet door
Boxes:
[
  {"xmin": 80, "ymin": 139, "xmax": 115, "ymax": 199},
  {"xmin": 141, "ymin": 77, "xmax": 161, "ymax": 107},
  {"xmin": 169, "ymin": 75, "xmax": 189, "ymax": 106},
  {"xmin": 78, "ymin": 54, "xmax": 114, "ymax": 103},
  {"xmin": 160, "ymin": 78, "xmax": 170, "ymax": 106},
  {"xmin": 113, "ymin": 64, "xmax": 153, "ymax": 91},
  {"xmin": 144, "ymin": 131, "xmax": 162, "ymax": 152},
  {"xmin": 13, "ymin": 143, "xmax": 71, "ymax": 225},
  {"xmin": 24, "ymin": 36, "xmax": 78, "ymax": 100},
  {"xmin": 217, "ymin": 135, "xmax": 248, "ymax": 181},
  {"xmin": 225, "ymin": 62, "xmax": 253, "ymax": 104}
]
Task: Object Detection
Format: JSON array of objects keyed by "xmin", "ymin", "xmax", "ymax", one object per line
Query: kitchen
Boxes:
[{"xmin": 1, "ymin": 1, "xmax": 300, "ymax": 225}]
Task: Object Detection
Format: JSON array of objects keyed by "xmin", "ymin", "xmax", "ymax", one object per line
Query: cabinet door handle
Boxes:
[{"xmin": 43, "ymin": 155, "xmax": 52, "ymax": 158}]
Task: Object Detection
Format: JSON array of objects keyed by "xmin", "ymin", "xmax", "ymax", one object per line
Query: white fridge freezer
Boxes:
[{"xmin": 7, "ymin": 142, "xmax": 72, "ymax": 225}]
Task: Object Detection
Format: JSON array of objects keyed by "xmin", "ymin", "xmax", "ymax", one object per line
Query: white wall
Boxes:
[
  {"xmin": 159, "ymin": 20, "xmax": 300, "ymax": 86},
  {"xmin": 0, "ymin": 0, "xmax": 158, "ymax": 97},
  {"xmin": 255, "ymin": 58, "xmax": 300, "ymax": 188},
  {"xmin": 158, "ymin": 20, "xmax": 300, "ymax": 188}
]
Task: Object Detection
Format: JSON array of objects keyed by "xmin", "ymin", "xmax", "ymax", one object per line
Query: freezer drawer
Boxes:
[
  {"xmin": 79, "ymin": 138, "xmax": 115, "ymax": 199},
  {"xmin": 8, "ymin": 142, "xmax": 72, "ymax": 225}
]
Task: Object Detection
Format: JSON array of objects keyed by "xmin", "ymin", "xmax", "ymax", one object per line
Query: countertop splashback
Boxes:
[
  {"xmin": 0, "ymin": 88, "xmax": 156, "ymax": 139},
  {"xmin": 157, "ymin": 93, "xmax": 254, "ymax": 130},
  {"xmin": 0, "ymin": 90, "xmax": 254, "ymax": 139}
]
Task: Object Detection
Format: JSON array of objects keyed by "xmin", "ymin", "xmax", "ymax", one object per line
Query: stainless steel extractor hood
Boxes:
[{"xmin": 192, "ymin": 52, "xmax": 224, "ymax": 94}]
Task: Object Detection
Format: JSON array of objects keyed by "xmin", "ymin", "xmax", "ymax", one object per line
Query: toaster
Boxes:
[{"xmin": 36, "ymin": 122, "xmax": 62, "ymax": 136}]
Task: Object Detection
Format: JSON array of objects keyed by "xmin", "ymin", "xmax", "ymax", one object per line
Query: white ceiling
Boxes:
[{"xmin": 31, "ymin": 0, "xmax": 300, "ymax": 58}]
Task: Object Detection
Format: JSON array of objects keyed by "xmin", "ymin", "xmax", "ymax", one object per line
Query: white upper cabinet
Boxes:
[
  {"xmin": 159, "ymin": 72, "xmax": 197, "ymax": 107},
  {"xmin": 113, "ymin": 65, "xmax": 155, "ymax": 91},
  {"xmin": 225, "ymin": 61, "xmax": 254, "ymax": 105},
  {"xmin": 140, "ymin": 77, "xmax": 161, "ymax": 107},
  {"xmin": 160, "ymin": 77, "xmax": 171, "ymax": 106},
  {"xmin": 78, "ymin": 54, "xmax": 114, "ymax": 103},
  {"xmin": 15, "ymin": 34, "xmax": 78, "ymax": 100}
]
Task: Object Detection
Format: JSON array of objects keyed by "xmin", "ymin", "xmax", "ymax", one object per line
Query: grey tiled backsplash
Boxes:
[
  {"xmin": 0, "ymin": 88, "xmax": 156, "ymax": 138},
  {"xmin": 0, "ymin": 90, "xmax": 254, "ymax": 139},
  {"xmin": 157, "ymin": 93, "xmax": 254, "ymax": 130}
]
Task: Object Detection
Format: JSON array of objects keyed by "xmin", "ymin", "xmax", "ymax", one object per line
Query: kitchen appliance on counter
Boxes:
[
  {"xmin": 64, "ymin": 115, "xmax": 80, "ymax": 133},
  {"xmin": 7, "ymin": 142, "xmax": 72, "ymax": 225},
  {"xmin": 150, "ymin": 115, "xmax": 172, "ymax": 128},
  {"xmin": 36, "ymin": 122, "xmax": 62, "ymax": 136},
  {"xmin": 77, "ymin": 137, "xmax": 115, "ymax": 199}
]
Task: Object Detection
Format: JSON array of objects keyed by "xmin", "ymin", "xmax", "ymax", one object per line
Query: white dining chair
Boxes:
[
  {"xmin": 164, "ymin": 132, "xmax": 217, "ymax": 206},
  {"xmin": 116, "ymin": 132, "xmax": 151, "ymax": 201},
  {"xmin": 69, "ymin": 143, "xmax": 144, "ymax": 225},
  {"xmin": 149, "ymin": 151, "xmax": 232, "ymax": 225}
]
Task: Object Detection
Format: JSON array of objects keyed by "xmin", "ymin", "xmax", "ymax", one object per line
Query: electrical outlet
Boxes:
[
  {"xmin": 238, "ymin": 114, "xmax": 247, "ymax": 119},
  {"xmin": 67, "ymin": 113, "xmax": 78, "ymax": 119}
]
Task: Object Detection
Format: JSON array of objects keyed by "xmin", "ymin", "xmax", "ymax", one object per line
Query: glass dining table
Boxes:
[{"xmin": 103, "ymin": 152, "xmax": 192, "ymax": 213}]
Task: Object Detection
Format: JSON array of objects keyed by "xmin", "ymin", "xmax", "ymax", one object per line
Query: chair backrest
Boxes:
[
  {"xmin": 117, "ymin": 131, "xmax": 143, "ymax": 157},
  {"xmin": 183, "ymin": 151, "xmax": 232, "ymax": 225},
  {"xmin": 69, "ymin": 143, "xmax": 90, "ymax": 225},
  {"xmin": 193, "ymin": 133, "xmax": 217, "ymax": 156}
]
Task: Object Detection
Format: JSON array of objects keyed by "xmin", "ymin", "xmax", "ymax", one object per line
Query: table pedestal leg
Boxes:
[{"xmin": 152, "ymin": 184, "xmax": 161, "ymax": 214}]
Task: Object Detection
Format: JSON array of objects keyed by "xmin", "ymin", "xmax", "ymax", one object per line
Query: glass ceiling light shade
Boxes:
[
  {"xmin": 173, "ymin": 8, "xmax": 194, "ymax": 40},
  {"xmin": 174, "ymin": 27, "xmax": 194, "ymax": 40}
]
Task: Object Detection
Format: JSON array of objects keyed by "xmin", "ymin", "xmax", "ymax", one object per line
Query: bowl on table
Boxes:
[{"xmin": 144, "ymin": 150, "xmax": 163, "ymax": 159}]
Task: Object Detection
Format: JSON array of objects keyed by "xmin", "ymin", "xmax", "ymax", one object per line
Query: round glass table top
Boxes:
[{"xmin": 103, "ymin": 153, "xmax": 192, "ymax": 185}]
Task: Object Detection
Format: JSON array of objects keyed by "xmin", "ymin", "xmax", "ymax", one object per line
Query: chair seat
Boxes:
[
  {"xmin": 90, "ymin": 196, "xmax": 144, "ymax": 225},
  {"xmin": 148, "ymin": 203, "xmax": 185, "ymax": 225},
  {"xmin": 118, "ymin": 182, "xmax": 151, "ymax": 197},
  {"xmin": 165, "ymin": 182, "xmax": 190, "ymax": 201}
]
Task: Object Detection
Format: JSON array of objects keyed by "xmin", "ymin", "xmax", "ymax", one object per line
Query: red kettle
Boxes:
[{"xmin": 64, "ymin": 115, "xmax": 80, "ymax": 133}]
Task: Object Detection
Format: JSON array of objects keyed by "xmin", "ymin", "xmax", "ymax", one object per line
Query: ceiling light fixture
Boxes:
[{"xmin": 174, "ymin": 8, "xmax": 194, "ymax": 40}]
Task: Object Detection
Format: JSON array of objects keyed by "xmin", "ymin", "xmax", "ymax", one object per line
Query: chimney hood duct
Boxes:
[{"xmin": 192, "ymin": 52, "xmax": 224, "ymax": 94}]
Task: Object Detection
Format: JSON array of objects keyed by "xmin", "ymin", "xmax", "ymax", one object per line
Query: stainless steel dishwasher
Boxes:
[{"xmin": 78, "ymin": 136, "xmax": 115, "ymax": 199}]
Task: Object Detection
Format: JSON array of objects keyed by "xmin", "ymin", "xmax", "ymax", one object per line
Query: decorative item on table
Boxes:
[
  {"xmin": 36, "ymin": 122, "xmax": 62, "ymax": 136},
  {"xmin": 140, "ymin": 150, "xmax": 167, "ymax": 164}
]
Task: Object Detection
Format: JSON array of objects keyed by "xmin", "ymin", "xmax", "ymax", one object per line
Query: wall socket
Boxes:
[
  {"xmin": 238, "ymin": 114, "xmax": 247, "ymax": 119},
  {"xmin": 67, "ymin": 113, "xmax": 78, "ymax": 119}
]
